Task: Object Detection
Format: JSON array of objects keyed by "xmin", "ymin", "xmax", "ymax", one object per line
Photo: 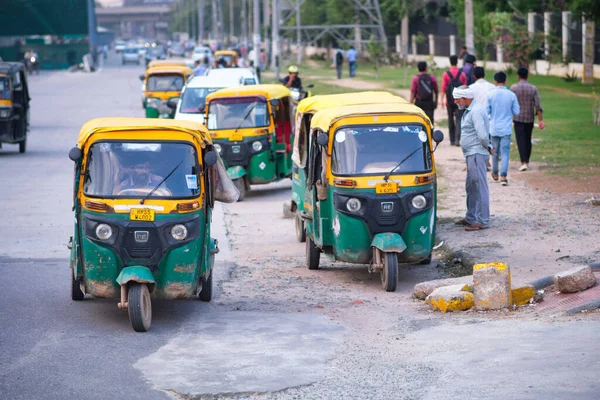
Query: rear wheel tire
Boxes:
[
  {"xmin": 295, "ymin": 214, "xmax": 306, "ymax": 243},
  {"xmin": 18, "ymin": 139, "xmax": 26, "ymax": 153},
  {"xmin": 128, "ymin": 283, "xmax": 152, "ymax": 332},
  {"xmin": 420, "ymin": 254, "xmax": 432, "ymax": 265},
  {"xmin": 306, "ymin": 236, "xmax": 320, "ymax": 270},
  {"xmin": 234, "ymin": 178, "xmax": 246, "ymax": 201},
  {"xmin": 381, "ymin": 253, "xmax": 398, "ymax": 292},
  {"xmin": 71, "ymin": 271, "xmax": 84, "ymax": 301}
]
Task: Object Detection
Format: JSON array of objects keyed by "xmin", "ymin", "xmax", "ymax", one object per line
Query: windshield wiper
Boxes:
[
  {"xmin": 140, "ymin": 160, "xmax": 184, "ymax": 204},
  {"xmin": 234, "ymin": 102, "xmax": 258, "ymax": 133},
  {"xmin": 383, "ymin": 145, "xmax": 424, "ymax": 182}
]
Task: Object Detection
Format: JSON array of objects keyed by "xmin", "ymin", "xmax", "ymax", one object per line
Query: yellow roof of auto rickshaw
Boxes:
[
  {"xmin": 145, "ymin": 65, "xmax": 194, "ymax": 76},
  {"xmin": 215, "ymin": 50, "xmax": 238, "ymax": 56},
  {"xmin": 76, "ymin": 118, "xmax": 212, "ymax": 149},
  {"xmin": 311, "ymin": 102, "xmax": 431, "ymax": 132},
  {"xmin": 206, "ymin": 84, "xmax": 291, "ymax": 102},
  {"xmin": 296, "ymin": 91, "xmax": 407, "ymax": 114},
  {"xmin": 147, "ymin": 59, "xmax": 188, "ymax": 69}
]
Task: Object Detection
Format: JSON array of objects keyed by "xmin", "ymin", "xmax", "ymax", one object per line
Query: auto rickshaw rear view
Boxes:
[
  {"xmin": 0, "ymin": 62, "xmax": 30, "ymax": 153},
  {"xmin": 296, "ymin": 102, "xmax": 444, "ymax": 292},
  {"xmin": 68, "ymin": 118, "xmax": 238, "ymax": 331},
  {"xmin": 140, "ymin": 65, "xmax": 193, "ymax": 118}
]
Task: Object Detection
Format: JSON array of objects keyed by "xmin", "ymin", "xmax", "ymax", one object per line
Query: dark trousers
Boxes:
[
  {"xmin": 514, "ymin": 121, "xmax": 534, "ymax": 163},
  {"xmin": 416, "ymin": 100, "xmax": 435, "ymax": 125},
  {"xmin": 336, "ymin": 64, "xmax": 342, "ymax": 79},
  {"xmin": 446, "ymin": 104, "xmax": 462, "ymax": 145}
]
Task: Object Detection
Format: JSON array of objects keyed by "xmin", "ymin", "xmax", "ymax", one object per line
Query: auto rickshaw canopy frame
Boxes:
[
  {"xmin": 206, "ymin": 84, "xmax": 292, "ymax": 102},
  {"xmin": 296, "ymin": 91, "xmax": 408, "ymax": 115}
]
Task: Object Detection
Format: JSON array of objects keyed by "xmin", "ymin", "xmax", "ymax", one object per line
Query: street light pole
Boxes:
[
  {"xmin": 271, "ymin": 0, "xmax": 280, "ymax": 79},
  {"xmin": 253, "ymin": 0, "xmax": 261, "ymax": 70},
  {"xmin": 296, "ymin": 0, "xmax": 301, "ymax": 64},
  {"xmin": 464, "ymin": 0, "xmax": 475, "ymax": 55},
  {"xmin": 198, "ymin": 0, "xmax": 205, "ymax": 43}
]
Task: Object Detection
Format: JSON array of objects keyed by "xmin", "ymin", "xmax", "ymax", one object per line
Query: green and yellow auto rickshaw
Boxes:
[
  {"xmin": 140, "ymin": 65, "xmax": 193, "ymax": 118},
  {"xmin": 0, "ymin": 62, "xmax": 30, "ymax": 153},
  {"xmin": 297, "ymin": 102, "xmax": 444, "ymax": 292},
  {"xmin": 205, "ymin": 84, "xmax": 295, "ymax": 200},
  {"xmin": 68, "ymin": 118, "xmax": 238, "ymax": 331},
  {"xmin": 290, "ymin": 91, "xmax": 408, "ymax": 242}
]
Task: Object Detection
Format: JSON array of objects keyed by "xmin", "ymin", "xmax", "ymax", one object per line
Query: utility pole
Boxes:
[
  {"xmin": 211, "ymin": 0, "xmax": 219, "ymax": 41},
  {"xmin": 198, "ymin": 0, "xmax": 205, "ymax": 43},
  {"xmin": 253, "ymin": 0, "xmax": 261, "ymax": 70},
  {"xmin": 263, "ymin": 0, "xmax": 271, "ymax": 68},
  {"xmin": 190, "ymin": 0, "xmax": 197, "ymax": 41},
  {"xmin": 229, "ymin": 0, "xmax": 235, "ymax": 44},
  {"xmin": 242, "ymin": 0, "xmax": 248, "ymax": 49},
  {"xmin": 464, "ymin": 0, "xmax": 475, "ymax": 55},
  {"xmin": 296, "ymin": 0, "xmax": 301, "ymax": 64},
  {"xmin": 271, "ymin": 0, "xmax": 279, "ymax": 78}
]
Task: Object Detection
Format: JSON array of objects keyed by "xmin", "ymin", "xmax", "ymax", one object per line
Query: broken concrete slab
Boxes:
[
  {"xmin": 511, "ymin": 284, "xmax": 536, "ymax": 306},
  {"xmin": 413, "ymin": 276, "xmax": 473, "ymax": 300},
  {"xmin": 554, "ymin": 266, "xmax": 596, "ymax": 293},
  {"xmin": 473, "ymin": 262, "xmax": 511, "ymax": 311},
  {"xmin": 425, "ymin": 284, "xmax": 474, "ymax": 312}
]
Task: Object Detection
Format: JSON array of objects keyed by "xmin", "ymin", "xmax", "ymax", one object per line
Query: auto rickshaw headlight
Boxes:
[
  {"xmin": 252, "ymin": 141, "xmax": 263, "ymax": 152},
  {"xmin": 346, "ymin": 198, "xmax": 362, "ymax": 213},
  {"xmin": 0, "ymin": 108, "xmax": 10, "ymax": 118},
  {"xmin": 170, "ymin": 224, "xmax": 188, "ymax": 241},
  {"xmin": 411, "ymin": 195, "xmax": 427, "ymax": 209},
  {"xmin": 213, "ymin": 143, "xmax": 222, "ymax": 153},
  {"xmin": 95, "ymin": 224, "xmax": 113, "ymax": 241}
]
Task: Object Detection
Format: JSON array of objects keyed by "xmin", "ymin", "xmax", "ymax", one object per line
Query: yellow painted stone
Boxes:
[
  {"xmin": 473, "ymin": 261, "xmax": 512, "ymax": 310},
  {"xmin": 426, "ymin": 292, "xmax": 475, "ymax": 313},
  {"xmin": 474, "ymin": 261, "xmax": 509, "ymax": 272},
  {"xmin": 511, "ymin": 284, "xmax": 536, "ymax": 306}
]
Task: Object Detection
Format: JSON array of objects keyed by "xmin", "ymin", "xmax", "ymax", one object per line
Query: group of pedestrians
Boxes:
[
  {"xmin": 333, "ymin": 47, "xmax": 357, "ymax": 79},
  {"xmin": 410, "ymin": 54, "xmax": 545, "ymax": 231}
]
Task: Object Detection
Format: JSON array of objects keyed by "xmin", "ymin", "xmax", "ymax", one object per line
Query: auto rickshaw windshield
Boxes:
[
  {"xmin": 331, "ymin": 124, "xmax": 432, "ymax": 176},
  {"xmin": 147, "ymin": 74, "xmax": 184, "ymax": 92},
  {"xmin": 207, "ymin": 97, "xmax": 269, "ymax": 130},
  {"xmin": 0, "ymin": 77, "xmax": 10, "ymax": 100},
  {"xmin": 83, "ymin": 142, "xmax": 200, "ymax": 199},
  {"xmin": 180, "ymin": 87, "xmax": 221, "ymax": 113}
]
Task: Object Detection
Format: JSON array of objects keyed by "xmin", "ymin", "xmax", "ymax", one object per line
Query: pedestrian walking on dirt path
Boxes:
[
  {"xmin": 410, "ymin": 61, "xmax": 439, "ymax": 125},
  {"xmin": 441, "ymin": 55, "xmax": 467, "ymax": 146},
  {"xmin": 453, "ymin": 86, "xmax": 492, "ymax": 231},
  {"xmin": 470, "ymin": 67, "xmax": 495, "ymax": 108},
  {"xmin": 487, "ymin": 71, "xmax": 520, "ymax": 186},
  {"xmin": 334, "ymin": 48, "xmax": 344, "ymax": 79},
  {"xmin": 511, "ymin": 67, "xmax": 545, "ymax": 171},
  {"xmin": 347, "ymin": 46, "xmax": 357, "ymax": 78}
]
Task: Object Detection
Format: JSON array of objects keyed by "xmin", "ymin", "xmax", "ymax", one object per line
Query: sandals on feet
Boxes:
[
  {"xmin": 465, "ymin": 223, "xmax": 487, "ymax": 231},
  {"xmin": 454, "ymin": 219, "xmax": 471, "ymax": 226}
]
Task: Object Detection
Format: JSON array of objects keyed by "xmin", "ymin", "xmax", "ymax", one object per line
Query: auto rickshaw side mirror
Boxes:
[
  {"xmin": 167, "ymin": 98, "xmax": 179, "ymax": 110},
  {"xmin": 270, "ymin": 99, "xmax": 279, "ymax": 107},
  {"xmin": 69, "ymin": 147, "xmax": 82, "ymax": 162},
  {"xmin": 198, "ymin": 103, "xmax": 206, "ymax": 113},
  {"xmin": 432, "ymin": 130, "xmax": 444, "ymax": 144},
  {"xmin": 139, "ymin": 74, "xmax": 145, "ymax": 81},
  {"xmin": 204, "ymin": 150, "xmax": 218, "ymax": 167},
  {"xmin": 317, "ymin": 133, "xmax": 329, "ymax": 147}
]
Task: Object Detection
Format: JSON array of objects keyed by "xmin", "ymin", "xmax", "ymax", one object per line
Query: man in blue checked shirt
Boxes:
[
  {"xmin": 453, "ymin": 86, "xmax": 493, "ymax": 231},
  {"xmin": 487, "ymin": 71, "xmax": 520, "ymax": 186}
]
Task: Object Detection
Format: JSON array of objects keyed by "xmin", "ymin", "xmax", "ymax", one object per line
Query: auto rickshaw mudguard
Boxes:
[
  {"xmin": 116, "ymin": 266, "xmax": 156, "ymax": 291},
  {"xmin": 146, "ymin": 107, "xmax": 159, "ymax": 118},
  {"xmin": 371, "ymin": 233, "xmax": 407, "ymax": 254},
  {"xmin": 227, "ymin": 165, "xmax": 247, "ymax": 180}
]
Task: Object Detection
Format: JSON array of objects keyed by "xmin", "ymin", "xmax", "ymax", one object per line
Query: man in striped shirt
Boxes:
[{"xmin": 453, "ymin": 86, "xmax": 492, "ymax": 231}]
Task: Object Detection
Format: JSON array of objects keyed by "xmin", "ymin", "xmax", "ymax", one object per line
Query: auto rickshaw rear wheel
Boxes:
[
  {"xmin": 19, "ymin": 139, "xmax": 26, "ymax": 154},
  {"xmin": 306, "ymin": 236, "xmax": 320, "ymax": 270},
  {"xmin": 198, "ymin": 261, "xmax": 213, "ymax": 302},
  {"xmin": 128, "ymin": 283, "xmax": 152, "ymax": 332},
  {"xmin": 419, "ymin": 254, "xmax": 432, "ymax": 265},
  {"xmin": 295, "ymin": 214, "xmax": 306, "ymax": 243},
  {"xmin": 381, "ymin": 253, "xmax": 398, "ymax": 292},
  {"xmin": 71, "ymin": 272, "xmax": 84, "ymax": 301},
  {"xmin": 234, "ymin": 178, "xmax": 246, "ymax": 201}
]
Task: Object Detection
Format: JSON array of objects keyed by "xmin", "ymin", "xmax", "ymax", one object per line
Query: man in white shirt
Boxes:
[{"xmin": 469, "ymin": 67, "xmax": 495, "ymax": 108}]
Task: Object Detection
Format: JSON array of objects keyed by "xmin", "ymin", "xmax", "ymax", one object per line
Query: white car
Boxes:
[
  {"xmin": 122, "ymin": 47, "xmax": 140, "ymax": 65},
  {"xmin": 205, "ymin": 67, "xmax": 260, "ymax": 86},
  {"xmin": 172, "ymin": 76, "xmax": 232, "ymax": 124},
  {"xmin": 192, "ymin": 46, "xmax": 213, "ymax": 63},
  {"xmin": 115, "ymin": 40, "xmax": 126, "ymax": 53}
]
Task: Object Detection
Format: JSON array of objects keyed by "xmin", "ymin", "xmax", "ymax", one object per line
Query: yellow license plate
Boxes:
[
  {"xmin": 375, "ymin": 182, "xmax": 398, "ymax": 194},
  {"xmin": 230, "ymin": 133, "xmax": 243, "ymax": 142},
  {"xmin": 130, "ymin": 208, "xmax": 155, "ymax": 221}
]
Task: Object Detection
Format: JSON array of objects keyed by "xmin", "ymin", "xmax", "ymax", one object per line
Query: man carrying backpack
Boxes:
[
  {"xmin": 410, "ymin": 61, "xmax": 439, "ymax": 124},
  {"xmin": 334, "ymin": 48, "xmax": 344, "ymax": 79},
  {"xmin": 441, "ymin": 55, "xmax": 467, "ymax": 146}
]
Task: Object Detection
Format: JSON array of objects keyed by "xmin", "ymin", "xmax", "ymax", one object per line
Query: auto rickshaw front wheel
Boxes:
[
  {"xmin": 19, "ymin": 139, "xmax": 26, "ymax": 154},
  {"xmin": 295, "ymin": 214, "xmax": 306, "ymax": 243},
  {"xmin": 381, "ymin": 253, "xmax": 398, "ymax": 292},
  {"xmin": 71, "ymin": 272, "xmax": 84, "ymax": 301},
  {"xmin": 306, "ymin": 236, "xmax": 320, "ymax": 270},
  {"xmin": 198, "ymin": 262, "xmax": 213, "ymax": 302},
  {"xmin": 128, "ymin": 283, "xmax": 152, "ymax": 332}
]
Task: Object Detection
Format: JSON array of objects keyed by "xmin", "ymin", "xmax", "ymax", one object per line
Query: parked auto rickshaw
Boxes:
[
  {"xmin": 297, "ymin": 102, "xmax": 444, "ymax": 292},
  {"xmin": 0, "ymin": 62, "xmax": 30, "ymax": 153},
  {"xmin": 205, "ymin": 84, "xmax": 294, "ymax": 200},
  {"xmin": 140, "ymin": 65, "xmax": 193, "ymax": 118},
  {"xmin": 214, "ymin": 50, "xmax": 238, "ymax": 68},
  {"xmin": 68, "ymin": 118, "xmax": 238, "ymax": 331},
  {"xmin": 290, "ymin": 92, "xmax": 408, "ymax": 242}
]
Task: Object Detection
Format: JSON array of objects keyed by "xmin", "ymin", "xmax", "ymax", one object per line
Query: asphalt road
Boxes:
[{"xmin": 1, "ymin": 53, "xmax": 600, "ymax": 400}]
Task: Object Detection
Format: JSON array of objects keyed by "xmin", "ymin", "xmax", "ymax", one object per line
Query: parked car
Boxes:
[
  {"xmin": 192, "ymin": 46, "xmax": 213, "ymax": 63},
  {"xmin": 114, "ymin": 40, "xmax": 126, "ymax": 53},
  {"xmin": 122, "ymin": 47, "xmax": 140, "ymax": 65},
  {"xmin": 169, "ymin": 44, "xmax": 186, "ymax": 58},
  {"xmin": 205, "ymin": 67, "xmax": 260, "ymax": 86}
]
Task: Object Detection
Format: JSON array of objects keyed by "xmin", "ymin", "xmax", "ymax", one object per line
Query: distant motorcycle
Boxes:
[{"xmin": 25, "ymin": 55, "xmax": 39, "ymax": 75}]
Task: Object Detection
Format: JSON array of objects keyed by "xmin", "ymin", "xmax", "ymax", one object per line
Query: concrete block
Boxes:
[
  {"xmin": 511, "ymin": 284, "xmax": 536, "ymax": 306},
  {"xmin": 473, "ymin": 262, "xmax": 511, "ymax": 311},
  {"xmin": 425, "ymin": 285, "xmax": 474, "ymax": 312},
  {"xmin": 413, "ymin": 276, "xmax": 473, "ymax": 300},
  {"xmin": 554, "ymin": 266, "xmax": 596, "ymax": 293}
]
